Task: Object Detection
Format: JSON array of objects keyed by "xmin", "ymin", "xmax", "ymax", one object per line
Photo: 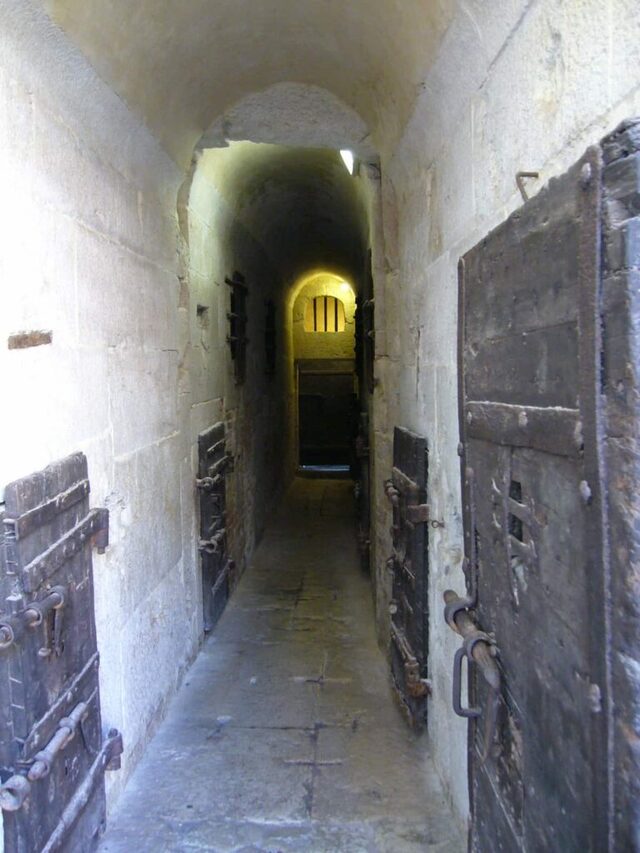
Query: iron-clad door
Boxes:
[
  {"xmin": 197, "ymin": 423, "xmax": 230, "ymax": 632},
  {"xmin": 387, "ymin": 427, "xmax": 431, "ymax": 726},
  {"xmin": 458, "ymin": 146, "xmax": 610, "ymax": 850},
  {"xmin": 0, "ymin": 453, "xmax": 121, "ymax": 852}
]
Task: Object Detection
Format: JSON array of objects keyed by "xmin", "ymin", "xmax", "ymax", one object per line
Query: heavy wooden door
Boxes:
[
  {"xmin": 197, "ymin": 423, "xmax": 231, "ymax": 632},
  {"xmin": 297, "ymin": 361, "xmax": 356, "ymax": 468},
  {"xmin": 0, "ymin": 453, "xmax": 122, "ymax": 852},
  {"xmin": 454, "ymin": 141, "xmax": 617, "ymax": 850},
  {"xmin": 386, "ymin": 427, "xmax": 431, "ymax": 726}
]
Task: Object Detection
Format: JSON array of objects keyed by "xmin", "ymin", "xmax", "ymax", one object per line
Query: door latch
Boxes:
[
  {"xmin": 383, "ymin": 480, "xmax": 400, "ymax": 505},
  {"xmin": 444, "ymin": 589, "xmax": 501, "ymax": 763},
  {"xmin": 199, "ymin": 530, "xmax": 226, "ymax": 554},
  {"xmin": 196, "ymin": 475, "xmax": 222, "ymax": 492},
  {"xmin": 0, "ymin": 586, "xmax": 66, "ymax": 655}
]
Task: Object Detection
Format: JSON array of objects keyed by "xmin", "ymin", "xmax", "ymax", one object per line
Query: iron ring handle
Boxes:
[
  {"xmin": 444, "ymin": 596, "xmax": 475, "ymax": 632},
  {"xmin": 0, "ymin": 775, "xmax": 31, "ymax": 812},
  {"xmin": 463, "ymin": 630, "xmax": 495, "ymax": 660},
  {"xmin": 0, "ymin": 622, "xmax": 15, "ymax": 649},
  {"xmin": 452, "ymin": 646, "xmax": 482, "ymax": 718}
]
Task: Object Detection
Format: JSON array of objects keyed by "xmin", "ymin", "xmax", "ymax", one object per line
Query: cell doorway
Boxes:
[{"xmin": 291, "ymin": 274, "xmax": 357, "ymax": 476}]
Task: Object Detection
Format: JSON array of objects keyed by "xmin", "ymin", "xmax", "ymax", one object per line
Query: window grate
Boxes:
[{"xmin": 304, "ymin": 296, "xmax": 345, "ymax": 332}]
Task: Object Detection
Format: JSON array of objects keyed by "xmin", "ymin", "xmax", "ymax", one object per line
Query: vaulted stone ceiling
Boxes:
[
  {"xmin": 41, "ymin": 0, "xmax": 455, "ymax": 166},
  {"xmin": 198, "ymin": 143, "xmax": 369, "ymax": 286}
]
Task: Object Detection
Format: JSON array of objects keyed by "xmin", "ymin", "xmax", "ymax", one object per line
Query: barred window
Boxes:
[{"xmin": 304, "ymin": 296, "xmax": 345, "ymax": 332}]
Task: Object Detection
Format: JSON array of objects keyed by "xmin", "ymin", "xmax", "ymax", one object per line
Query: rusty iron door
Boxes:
[
  {"xmin": 197, "ymin": 422, "xmax": 231, "ymax": 632},
  {"xmin": 385, "ymin": 427, "xmax": 431, "ymax": 726},
  {"xmin": 354, "ymin": 412, "xmax": 371, "ymax": 572},
  {"xmin": 0, "ymin": 453, "xmax": 122, "ymax": 852},
  {"xmin": 354, "ymin": 251, "xmax": 375, "ymax": 570},
  {"xmin": 453, "ymin": 143, "xmax": 614, "ymax": 851}
]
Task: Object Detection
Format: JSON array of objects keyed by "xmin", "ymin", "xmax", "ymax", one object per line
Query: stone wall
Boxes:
[
  {"xmin": 181, "ymin": 148, "xmax": 287, "ymax": 575},
  {"xmin": 370, "ymin": 0, "xmax": 640, "ymax": 823},
  {"xmin": 0, "ymin": 0, "xmax": 191, "ymax": 802},
  {"xmin": 0, "ymin": 3, "xmax": 286, "ymax": 807}
]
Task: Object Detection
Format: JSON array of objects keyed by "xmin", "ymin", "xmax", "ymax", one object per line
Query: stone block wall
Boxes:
[
  {"xmin": 371, "ymin": 0, "xmax": 640, "ymax": 823},
  {"xmin": 0, "ymin": 2, "xmax": 286, "ymax": 807}
]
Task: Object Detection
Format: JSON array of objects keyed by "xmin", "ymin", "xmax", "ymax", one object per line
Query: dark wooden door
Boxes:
[
  {"xmin": 456, "ymin": 144, "xmax": 611, "ymax": 851},
  {"xmin": 298, "ymin": 365, "xmax": 355, "ymax": 467},
  {"xmin": 0, "ymin": 453, "xmax": 122, "ymax": 852},
  {"xmin": 197, "ymin": 423, "xmax": 231, "ymax": 632},
  {"xmin": 386, "ymin": 427, "xmax": 431, "ymax": 726}
]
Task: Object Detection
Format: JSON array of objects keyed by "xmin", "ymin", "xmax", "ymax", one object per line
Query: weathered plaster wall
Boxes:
[
  {"xmin": 370, "ymin": 0, "xmax": 640, "ymax": 824},
  {"xmin": 181, "ymin": 147, "xmax": 287, "ymax": 572},
  {"xmin": 0, "ymin": 0, "xmax": 195, "ymax": 804}
]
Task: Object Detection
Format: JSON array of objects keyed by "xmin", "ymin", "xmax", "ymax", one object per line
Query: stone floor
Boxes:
[{"xmin": 99, "ymin": 479, "xmax": 465, "ymax": 852}]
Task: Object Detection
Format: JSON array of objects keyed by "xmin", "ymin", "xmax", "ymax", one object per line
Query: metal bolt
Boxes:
[
  {"xmin": 0, "ymin": 775, "xmax": 31, "ymax": 812},
  {"xmin": 579, "ymin": 480, "xmax": 592, "ymax": 505},
  {"xmin": 0, "ymin": 624, "xmax": 14, "ymax": 648}
]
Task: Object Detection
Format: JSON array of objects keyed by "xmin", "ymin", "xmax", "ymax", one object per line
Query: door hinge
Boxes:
[{"xmin": 406, "ymin": 504, "xmax": 430, "ymax": 523}]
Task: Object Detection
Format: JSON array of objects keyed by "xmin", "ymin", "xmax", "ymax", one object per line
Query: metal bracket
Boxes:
[
  {"xmin": 92, "ymin": 507, "xmax": 109, "ymax": 554},
  {"xmin": 0, "ymin": 586, "xmax": 67, "ymax": 653},
  {"xmin": 515, "ymin": 170, "xmax": 540, "ymax": 202},
  {"xmin": 444, "ymin": 593, "xmax": 475, "ymax": 632},
  {"xmin": 105, "ymin": 728, "xmax": 124, "ymax": 771},
  {"xmin": 383, "ymin": 480, "xmax": 399, "ymax": 506},
  {"xmin": 0, "ymin": 724, "xmax": 123, "ymax": 813},
  {"xmin": 406, "ymin": 503, "xmax": 430, "ymax": 523},
  {"xmin": 196, "ymin": 475, "xmax": 222, "ymax": 492},
  {"xmin": 199, "ymin": 530, "xmax": 226, "ymax": 554}
]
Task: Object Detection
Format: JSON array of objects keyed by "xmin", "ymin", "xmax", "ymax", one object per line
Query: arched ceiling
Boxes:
[
  {"xmin": 198, "ymin": 143, "xmax": 368, "ymax": 287},
  {"xmin": 41, "ymin": 0, "xmax": 456, "ymax": 166}
]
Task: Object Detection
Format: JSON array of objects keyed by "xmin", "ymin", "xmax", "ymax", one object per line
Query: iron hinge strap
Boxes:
[{"xmin": 0, "ymin": 724, "xmax": 123, "ymax": 815}]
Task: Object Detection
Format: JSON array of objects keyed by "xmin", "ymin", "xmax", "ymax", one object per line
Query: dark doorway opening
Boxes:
[{"xmin": 297, "ymin": 359, "xmax": 356, "ymax": 474}]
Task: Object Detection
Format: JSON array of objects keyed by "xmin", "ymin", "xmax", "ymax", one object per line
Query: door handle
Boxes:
[{"xmin": 444, "ymin": 590, "xmax": 501, "ymax": 762}]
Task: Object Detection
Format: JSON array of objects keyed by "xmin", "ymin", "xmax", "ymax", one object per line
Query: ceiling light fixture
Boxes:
[{"xmin": 340, "ymin": 149, "xmax": 355, "ymax": 175}]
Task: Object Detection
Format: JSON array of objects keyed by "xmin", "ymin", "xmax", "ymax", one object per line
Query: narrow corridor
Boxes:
[{"xmin": 99, "ymin": 480, "xmax": 464, "ymax": 852}]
